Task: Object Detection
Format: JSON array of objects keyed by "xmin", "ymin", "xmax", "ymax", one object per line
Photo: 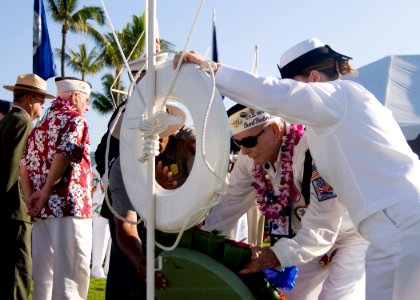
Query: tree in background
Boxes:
[
  {"xmin": 99, "ymin": 14, "xmax": 146, "ymax": 110},
  {"xmin": 47, "ymin": 0, "xmax": 106, "ymax": 77},
  {"xmin": 61, "ymin": 43, "xmax": 103, "ymax": 81},
  {"xmin": 91, "ymin": 73, "xmax": 126, "ymax": 114},
  {"xmin": 94, "ymin": 13, "xmax": 174, "ymax": 114}
]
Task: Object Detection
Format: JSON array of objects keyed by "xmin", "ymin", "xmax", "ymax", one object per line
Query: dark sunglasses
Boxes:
[{"xmin": 232, "ymin": 128, "xmax": 265, "ymax": 148}]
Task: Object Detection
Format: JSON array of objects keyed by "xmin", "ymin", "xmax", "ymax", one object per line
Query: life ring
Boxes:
[{"xmin": 119, "ymin": 59, "xmax": 230, "ymax": 233}]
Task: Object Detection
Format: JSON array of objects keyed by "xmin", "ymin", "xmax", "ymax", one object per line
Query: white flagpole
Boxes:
[
  {"xmin": 146, "ymin": 0, "xmax": 156, "ymax": 299},
  {"xmin": 252, "ymin": 44, "xmax": 259, "ymax": 75}
]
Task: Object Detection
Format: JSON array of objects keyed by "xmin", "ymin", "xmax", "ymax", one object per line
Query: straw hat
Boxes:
[
  {"xmin": 126, "ymin": 52, "xmax": 185, "ymax": 138},
  {"xmin": 110, "ymin": 102, "xmax": 186, "ymax": 140},
  {"xmin": 160, "ymin": 103, "xmax": 187, "ymax": 138},
  {"xmin": 4, "ymin": 74, "xmax": 55, "ymax": 98}
]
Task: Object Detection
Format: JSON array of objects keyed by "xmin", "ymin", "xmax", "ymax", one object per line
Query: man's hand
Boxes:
[
  {"xmin": 238, "ymin": 246, "xmax": 280, "ymax": 274},
  {"xmin": 156, "ymin": 161, "xmax": 177, "ymax": 189},
  {"xmin": 136, "ymin": 257, "xmax": 167, "ymax": 290},
  {"xmin": 173, "ymin": 50, "xmax": 207, "ymax": 68},
  {"xmin": 27, "ymin": 188, "xmax": 51, "ymax": 217}
]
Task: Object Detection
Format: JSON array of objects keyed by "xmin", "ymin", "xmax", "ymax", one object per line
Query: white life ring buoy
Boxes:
[{"xmin": 119, "ymin": 60, "xmax": 230, "ymax": 233}]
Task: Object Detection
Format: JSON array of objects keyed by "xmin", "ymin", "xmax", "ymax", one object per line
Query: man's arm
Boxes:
[
  {"xmin": 202, "ymin": 152, "xmax": 256, "ymax": 234},
  {"xmin": 20, "ymin": 165, "xmax": 32, "ymax": 206},
  {"xmin": 114, "ymin": 212, "xmax": 166, "ymax": 289},
  {"xmin": 115, "ymin": 212, "xmax": 145, "ymax": 277},
  {"xmin": 28, "ymin": 153, "xmax": 70, "ymax": 216}
]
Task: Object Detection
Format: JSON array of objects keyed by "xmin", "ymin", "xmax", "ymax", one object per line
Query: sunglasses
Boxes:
[{"xmin": 232, "ymin": 128, "xmax": 265, "ymax": 148}]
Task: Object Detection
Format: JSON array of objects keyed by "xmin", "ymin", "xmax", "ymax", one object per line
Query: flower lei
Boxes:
[{"xmin": 251, "ymin": 124, "xmax": 305, "ymax": 221}]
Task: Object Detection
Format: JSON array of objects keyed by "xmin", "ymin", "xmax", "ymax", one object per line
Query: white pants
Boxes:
[
  {"xmin": 247, "ymin": 204, "xmax": 265, "ymax": 246},
  {"xmin": 283, "ymin": 242, "xmax": 367, "ymax": 300},
  {"xmin": 231, "ymin": 213, "xmax": 248, "ymax": 243},
  {"xmin": 32, "ymin": 217, "xmax": 92, "ymax": 300},
  {"xmin": 359, "ymin": 199, "xmax": 420, "ymax": 300},
  {"xmin": 91, "ymin": 216, "xmax": 111, "ymax": 277}
]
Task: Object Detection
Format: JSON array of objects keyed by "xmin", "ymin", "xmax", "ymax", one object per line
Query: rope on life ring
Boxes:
[{"xmin": 119, "ymin": 59, "xmax": 230, "ymax": 233}]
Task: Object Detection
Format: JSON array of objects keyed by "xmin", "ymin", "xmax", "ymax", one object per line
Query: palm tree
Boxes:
[
  {"xmin": 98, "ymin": 14, "xmax": 146, "ymax": 110},
  {"xmin": 91, "ymin": 13, "xmax": 175, "ymax": 115},
  {"xmin": 62, "ymin": 44, "xmax": 103, "ymax": 81},
  {"xmin": 91, "ymin": 73, "xmax": 126, "ymax": 114},
  {"xmin": 47, "ymin": 0, "xmax": 106, "ymax": 77},
  {"xmin": 99, "ymin": 14, "xmax": 175, "ymax": 110}
]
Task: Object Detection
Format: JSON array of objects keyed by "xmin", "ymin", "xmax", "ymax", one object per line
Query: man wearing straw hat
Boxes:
[
  {"xmin": 20, "ymin": 76, "xmax": 92, "ymax": 300},
  {"xmin": 0, "ymin": 73, "xmax": 54, "ymax": 299}
]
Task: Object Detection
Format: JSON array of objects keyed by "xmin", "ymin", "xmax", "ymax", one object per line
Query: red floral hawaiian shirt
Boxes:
[{"xmin": 21, "ymin": 97, "xmax": 92, "ymax": 220}]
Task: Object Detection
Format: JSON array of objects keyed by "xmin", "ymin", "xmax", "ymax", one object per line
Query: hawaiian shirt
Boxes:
[{"xmin": 21, "ymin": 97, "xmax": 92, "ymax": 220}]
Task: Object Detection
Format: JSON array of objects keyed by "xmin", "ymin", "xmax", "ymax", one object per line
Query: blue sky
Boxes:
[{"xmin": 1, "ymin": 0, "xmax": 420, "ymax": 150}]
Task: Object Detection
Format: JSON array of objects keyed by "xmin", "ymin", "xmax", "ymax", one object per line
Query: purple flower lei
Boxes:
[{"xmin": 251, "ymin": 124, "xmax": 305, "ymax": 221}]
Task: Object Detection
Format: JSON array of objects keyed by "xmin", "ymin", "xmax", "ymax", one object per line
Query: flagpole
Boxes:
[
  {"xmin": 252, "ymin": 44, "xmax": 259, "ymax": 75},
  {"xmin": 212, "ymin": 8, "xmax": 219, "ymax": 63},
  {"xmin": 145, "ymin": 0, "xmax": 156, "ymax": 299},
  {"xmin": 33, "ymin": 0, "xmax": 56, "ymax": 80}
]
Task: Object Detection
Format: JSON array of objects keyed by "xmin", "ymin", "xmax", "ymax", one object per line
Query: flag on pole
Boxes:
[
  {"xmin": 251, "ymin": 44, "xmax": 259, "ymax": 75},
  {"xmin": 212, "ymin": 8, "xmax": 224, "ymax": 100},
  {"xmin": 33, "ymin": 0, "xmax": 57, "ymax": 80},
  {"xmin": 212, "ymin": 8, "xmax": 219, "ymax": 63}
]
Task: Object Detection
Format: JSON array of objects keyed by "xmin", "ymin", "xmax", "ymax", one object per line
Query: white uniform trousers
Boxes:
[
  {"xmin": 32, "ymin": 217, "xmax": 92, "ymax": 300},
  {"xmin": 91, "ymin": 216, "xmax": 111, "ymax": 278},
  {"xmin": 283, "ymin": 242, "xmax": 367, "ymax": 300},
  {"xmin": 359, "ymin": 199, "xmax": 420, "ymax": 300}
]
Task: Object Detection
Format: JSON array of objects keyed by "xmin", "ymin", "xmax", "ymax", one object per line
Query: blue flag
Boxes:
[
  {"xmin": 212, "ymin": 9, "xmax": 224, "ymax": 100},
  {"xmin": 33, "ymin": 0, "xmax": 57, "ymax": 80},
  {"xmin": 212, "ymin": 11, "xmax": 219, "ymax": 63}
]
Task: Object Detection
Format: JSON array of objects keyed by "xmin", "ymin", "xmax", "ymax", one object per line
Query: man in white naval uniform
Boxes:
[{"xmin": 203, "ymin": 105, "xmax": 367, "ymax": 299}]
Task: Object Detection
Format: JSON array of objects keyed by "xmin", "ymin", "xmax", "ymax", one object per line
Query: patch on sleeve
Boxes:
[{"xmin": 311, "ymin": 167, "xmax": 337, "ymax": 202}]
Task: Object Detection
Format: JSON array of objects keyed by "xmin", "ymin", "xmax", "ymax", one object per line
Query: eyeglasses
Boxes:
[
  {"xmin": 31, "ymin": 95, "xmax": 45, "ymax": 105},
  {"xmin": 232, "ymin": 128, "xmax": 265, "ymax": 148},
  {"xmin": 76, "ymin": 93, "xmax": 90, "ymax": 105}
]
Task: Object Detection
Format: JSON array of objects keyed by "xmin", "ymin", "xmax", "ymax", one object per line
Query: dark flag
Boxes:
[
  {"xmin": 212, "ymin": 9, "xmax": 224, "ymax": 100},
  {"xmin": 33, "ymin": 0, "xmax": 57, "ymax": 80},
  {"xmin": 212, "ymin": 9, "xmax": 219, "ymax": 63}
]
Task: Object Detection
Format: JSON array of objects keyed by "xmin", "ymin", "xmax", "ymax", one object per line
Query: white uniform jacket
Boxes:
[
  {"xmin": 203, "ymin": 134, "xmax": 366, "ymax": 267},
  {"xmin": 215, "ymin": 65, "xmax": 420, "ymax": 228}
]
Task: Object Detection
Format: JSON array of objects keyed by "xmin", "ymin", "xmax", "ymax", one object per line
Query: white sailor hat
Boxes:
[
  {"xmin": 227, "ymin": 104, "xmax": 274, "ymax": 136},
  {"xmin": 278, "ymin": 38, "xmax": 352, "ymax": 79},
  {"xmin": 55, "ymin": 77, "xmax": 92, "ymax": 97}
]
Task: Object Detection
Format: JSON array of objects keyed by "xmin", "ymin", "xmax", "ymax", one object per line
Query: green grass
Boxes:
[
  {"xmin": 87, "ymin": 278, "xmax": 107, "ymax": 300},
  {"xmin": 29, "ymin": 278, "xmax": 107, "ymax": 300}
]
